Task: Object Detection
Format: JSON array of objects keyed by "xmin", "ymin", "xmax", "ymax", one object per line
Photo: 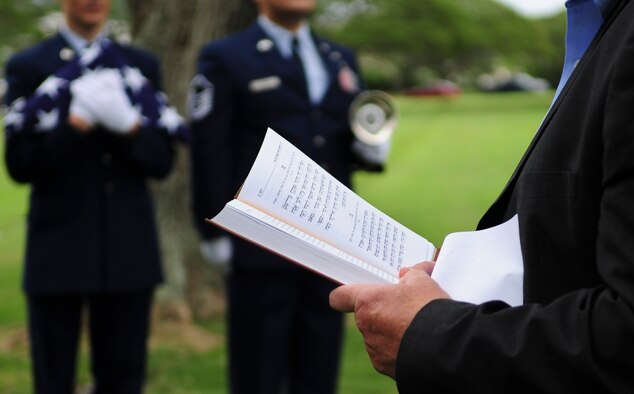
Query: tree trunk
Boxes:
[{"xmin": 126, "ymin": 0, "xmax": 257, "ymax": 321}]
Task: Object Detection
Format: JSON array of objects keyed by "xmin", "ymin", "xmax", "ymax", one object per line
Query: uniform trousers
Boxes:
[
  {"xmin": 227, "ymin": 267, "xmax": 343, "ymax": 394},
  {"xmin": 27, "ymin": 289, "xmax": 154, "ymax": 394}
]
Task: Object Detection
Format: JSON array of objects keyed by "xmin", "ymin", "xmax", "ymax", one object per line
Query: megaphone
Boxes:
[{"xmin": 349, "ymin": 90, "xmax": 398, "ymax": 145}]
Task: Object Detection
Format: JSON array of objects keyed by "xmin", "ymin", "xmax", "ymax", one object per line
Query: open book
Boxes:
[{"xmin": 210, "ymin": 128, "xmax": 524, "ymax": 306}]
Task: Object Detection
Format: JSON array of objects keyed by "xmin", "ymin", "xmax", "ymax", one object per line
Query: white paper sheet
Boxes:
[{"xmin": 432, "ymin": 215, "xmax": 524, "ymax": 306}]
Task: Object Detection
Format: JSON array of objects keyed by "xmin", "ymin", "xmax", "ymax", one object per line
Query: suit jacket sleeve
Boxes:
[
  {"xmin": 396, "ymin": 21, "xmax": 634, "ymax": 394},
  {"xmin": 190, "ymin": 44, "xmax": 236, "ymax": 239}
]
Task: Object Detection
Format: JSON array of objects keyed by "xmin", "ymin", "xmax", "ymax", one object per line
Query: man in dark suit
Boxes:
[
  {"xmin": 3, "ymin": 0, "xmax": 185, "ymax": 392},
  {"xmin": 330, "ymin": 0, "xmax": 634, "ymax": 392},
  {"xmin": 188, "ymin": 0, "xmax": 387, "ymax": 392}
]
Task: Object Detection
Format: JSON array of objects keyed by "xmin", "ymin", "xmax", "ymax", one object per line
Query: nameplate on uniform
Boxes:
[{"xmin": 248, "ymin": 76, "xmax": 281, "ymax": 93}]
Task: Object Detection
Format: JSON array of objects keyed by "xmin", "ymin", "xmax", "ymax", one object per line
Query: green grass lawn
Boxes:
[
  {"xmin": 0, "ymin": 119, "xmax": 30, "ymax": 393},
  {"xmin": 0, "ymin": 91, "xmax": 552, "ymax": 393},
  {"xmin": 354, "ymin": 91, "xmax": 549, "ymax": 245}
]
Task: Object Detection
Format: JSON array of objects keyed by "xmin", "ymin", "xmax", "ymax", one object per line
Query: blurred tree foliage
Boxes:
[
  {"xmin": 1, "ymin": 0, "xmax": 566, "ymax": 89},
  {"xmin": 0, "ymin": 0, "xmax": 55, "ymax": 52},
  {"xmin": 315, "ymin": 0, "xmax": 566, "ymax": 89},
  {"xmin": 0, "ymin": 0, "xmax": 132, "ymax": 73}
]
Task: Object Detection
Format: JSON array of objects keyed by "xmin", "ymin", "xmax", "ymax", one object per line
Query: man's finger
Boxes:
[
  {"xmin": 329, "ymin": 284, "xmax": 368, "ymax": 313},
  {"xmin": 399, "ymin": 265, "xmax": 435, "ymax": 286},
  {"xmin": 399, "ymin": 261, "xmax": 435, "ymax": 280},
  {"xmin": 410, "ymin": 261, "xmax": 436, "ymax": 275}
]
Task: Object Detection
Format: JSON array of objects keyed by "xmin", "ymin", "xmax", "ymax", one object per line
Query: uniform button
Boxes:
[
  {"xmin": 313, "ymin": 135, "xmax": 326, "ymax": 148},
  {"xmin": 60, "ymin": 47, "xmax": 74, "ymax": 61},
  {"xmin": 102, "ymin": 153, "xmax": 112, "ymax": 165},
  {"xmin": 256, "ymin": 38, "xmax": 274, "ymax": 52},
  {"xmin": 311, "ymin": 109, "xmax": 321, "ymax": 121},
  {"xmin": 104, "ymin": 182, "xmax": 115, "ymax": 194}
]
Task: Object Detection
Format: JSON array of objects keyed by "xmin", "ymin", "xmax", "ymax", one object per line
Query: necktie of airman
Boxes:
[{"xmin": 291, "ymin": 36, "xmax": 309, "ymax": 100}]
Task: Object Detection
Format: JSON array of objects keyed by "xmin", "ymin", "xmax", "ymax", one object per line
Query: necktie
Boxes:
[
  {"xmin": 290, "ymin": 37, "xmax": 309, "ymax": 99},
  {"xmin": 554, "ymin": 0, "xmax": 604, "ymax": 99},
  {"xmin": 291, "ymin": 37, "xmax": 301, "ymax": 62}
]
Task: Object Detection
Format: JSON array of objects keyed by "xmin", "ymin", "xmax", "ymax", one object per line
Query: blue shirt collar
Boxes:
[
  {"xmin": 59, "ymin": 23, "xmax": 105, "ymax": 53},
  {"xmin": 257, "ymin": 15, "xmax": 311, "ymax": 59}
]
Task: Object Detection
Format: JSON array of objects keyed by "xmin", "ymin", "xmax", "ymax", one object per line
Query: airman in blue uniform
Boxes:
[
  {"xmin": 189, "ymin": 0, "xmax": 387, "ymax": 393},
  {"xmin": 3, "ymin": 0, "xmax": 185, "ymax": 392}
]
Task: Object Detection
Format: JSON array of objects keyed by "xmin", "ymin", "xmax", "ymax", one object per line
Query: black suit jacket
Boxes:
[
  {"xmin": 190, "ymin": 22, "xmax": 371, "ymax": 269},
  {"xmin": 4, "ymin": 33, "xmax": 174, "ymax": 294},
  {"xmin": 397, "ymin": 0, "xmax": 634, "ymax": 392}
]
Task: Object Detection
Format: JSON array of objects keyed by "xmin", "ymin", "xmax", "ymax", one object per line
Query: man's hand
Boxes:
[
  {"xmin": 329, "ymin": 263, "xmax": 449, "ymax": 378},
  {"xmin": 70, "ymin": 69, "xmax": 140, "ymax": 135},
  {"xmin": 69, "ymin": 73, "xmax": 99, "ymax": 130}
]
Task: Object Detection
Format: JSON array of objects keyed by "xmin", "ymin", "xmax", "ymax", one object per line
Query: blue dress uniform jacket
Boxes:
[
  {"xmin": 396, "ymin": 0, "xmax": 634, "ymax": 392},
  {"xmin": 191, "ymin": 23, "xmax": 368, "ymax": 270},
  {"xmin": 4, "ymin": 33, "xmax": 173, "ymax": 294}
]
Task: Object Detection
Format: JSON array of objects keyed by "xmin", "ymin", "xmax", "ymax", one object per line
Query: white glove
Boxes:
[
  {"xmin": 199, "ymin": 236, "xmax": 233, "ymax": 274},
  {"xmin": 69, "ymin": 82, "xmax": 98, "ymax": 127},
  {"xmin": 70, "ymin": 69, "xmax": 140, "ymax": 135},
  {"xmin": 352, "ymin": 138, "xmax": 391, "ymax": 166}
]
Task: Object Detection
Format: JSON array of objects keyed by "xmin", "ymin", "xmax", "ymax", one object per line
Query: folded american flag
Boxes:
[{"xmin": 3, "ymin": 39, "xmax": 189, "ymax": 143}]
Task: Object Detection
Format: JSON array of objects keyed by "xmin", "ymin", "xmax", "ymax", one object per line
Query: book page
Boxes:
[
  {"xmin": 217, "ymin": 199, "xmax": 400, "ymax": 284},
  {"xmin": 237, "ymin": 128, "xmax": 436, "ymax": 274}
]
